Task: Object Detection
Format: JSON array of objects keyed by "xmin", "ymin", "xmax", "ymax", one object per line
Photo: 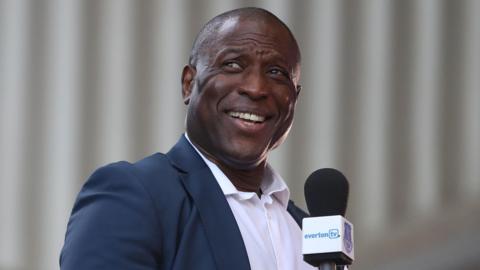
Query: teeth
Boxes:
[{"xmin": 228, "ymin": 111, "xmax": 265, "ymax": 122}]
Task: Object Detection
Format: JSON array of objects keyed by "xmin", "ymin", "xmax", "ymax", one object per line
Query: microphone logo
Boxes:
[{"xmin": 344, "ymin": 222, "xmax": 353, "ymax": 254}]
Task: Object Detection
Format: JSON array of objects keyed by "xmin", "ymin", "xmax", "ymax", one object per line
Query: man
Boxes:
[{"xmin": 60, "ymin": 7, "xmax": 319, "ymax": 270}]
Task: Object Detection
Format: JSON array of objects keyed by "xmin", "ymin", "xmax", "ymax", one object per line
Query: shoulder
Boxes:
[
  {"xmin": 61, "ymin": 153, "xmax": 193, "ymax": 269},
  {"xmin": 69, "ymin": 153, "xmax": 182, "ymax": 226},
  {"xmin": 94, "ymin": 152, "xmax": 173, "ymax": 181},
  {"xmin": 87, "ymin": 153, "xmax": 182, "ymax": 191},
  {"xmin": 61, "ymin": 158, "xmax": 166, "ymax": 269},
  {"xmin": 82, "ymin": 153, "xmax": 190, "ymax": 212}
]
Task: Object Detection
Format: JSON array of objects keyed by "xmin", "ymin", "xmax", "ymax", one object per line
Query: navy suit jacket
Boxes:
[{"xmin": 60, "ymin": 135, "xmax": 308, "ymax": 270}]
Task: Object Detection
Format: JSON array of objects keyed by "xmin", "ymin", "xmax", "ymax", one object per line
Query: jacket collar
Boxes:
[{"xmin": 166, "ymin": 135, "xmax": 251, "ymax": 270}]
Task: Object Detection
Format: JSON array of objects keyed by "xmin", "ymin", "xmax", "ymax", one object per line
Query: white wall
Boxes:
[{"xmin": 1, "ymin": 1, "xmax": 479, "ymax": 269}]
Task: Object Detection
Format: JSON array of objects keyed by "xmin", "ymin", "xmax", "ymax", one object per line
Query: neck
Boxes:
[
  {"xmin": 215, "ymin": 161, "xmax": 266, "ymax": 195},
  {"xmin": 188, "ymin": 137, "xmax": 266, "ymax": 194}
]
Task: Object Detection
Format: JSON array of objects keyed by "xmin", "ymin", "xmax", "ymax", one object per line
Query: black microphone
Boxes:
[{"xmin": 302, "ymin": 168, "xmax": 354, "ymax": 270}]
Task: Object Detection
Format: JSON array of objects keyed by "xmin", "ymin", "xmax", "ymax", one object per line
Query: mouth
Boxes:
[{"xmin": 227, "ymin": 111, "xmax": 266, "ymax": 123}]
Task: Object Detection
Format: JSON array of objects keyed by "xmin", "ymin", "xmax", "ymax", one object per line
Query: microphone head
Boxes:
[{"xmin": 304, "ymin": 168, "xmax": 349, "ymax": 217}]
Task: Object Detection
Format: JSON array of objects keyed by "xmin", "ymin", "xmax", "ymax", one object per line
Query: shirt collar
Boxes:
[{"xmin": 184, "ymin": 133, "xmax": 291, "ymax": 208}]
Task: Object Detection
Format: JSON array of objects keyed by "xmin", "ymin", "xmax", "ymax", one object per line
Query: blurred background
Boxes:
[{"xmin": 1, "ymin": 0, "xmax": 479, "ymax": 269}]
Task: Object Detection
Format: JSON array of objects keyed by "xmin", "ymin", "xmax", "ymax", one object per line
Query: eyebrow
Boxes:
[
  {"xmin": 214, "ymin": 46, "xmax": 290, "ymax": 67},
  {"xmin": 214, "ymin": 47, "xmax": 247, "ymax": 59}
]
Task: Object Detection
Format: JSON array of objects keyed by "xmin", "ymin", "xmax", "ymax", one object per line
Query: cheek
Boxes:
[
  {"xmin": 209, "ymin": 74, "xmax": 238, "ymax": 92},
  {"xmin": 190, "ymin": 76, "xmax": 235, "ymax": 124},
  {"xmin": 202, "ymin": 75, "xmax": 239, "ymax": 105},
  {"xmin": 275, "ymin": 89, "xmax": 297, "ymax": 115}
]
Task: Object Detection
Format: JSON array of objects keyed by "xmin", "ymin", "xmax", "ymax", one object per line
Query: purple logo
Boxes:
[{"xmin": 344, "ymin": 222, "xmax": 353, "ymax": 254}]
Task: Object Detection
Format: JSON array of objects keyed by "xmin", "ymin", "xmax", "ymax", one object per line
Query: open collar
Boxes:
[{"xmin": 184, "ymin": 133, "xmax": 291, "ymax": 208}]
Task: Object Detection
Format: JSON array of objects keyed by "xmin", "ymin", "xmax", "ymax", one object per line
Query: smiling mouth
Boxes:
[{"xmin": 228, "ymin": 111, "xmax": 266, "ymax": 123}]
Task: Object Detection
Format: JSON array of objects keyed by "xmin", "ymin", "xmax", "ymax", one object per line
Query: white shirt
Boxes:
[{"xmin": 185, "ymin": 135, "xmax": 316, "ymax": 270}]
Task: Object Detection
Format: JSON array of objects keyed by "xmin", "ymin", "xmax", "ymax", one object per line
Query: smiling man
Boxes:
[
  {"xmin": 182, "ymin": 9, "xmax": 300, "ymax": 194},
  {"xmin": 61, "ymin": 7, "xmax": 317, "ymax": 270}
]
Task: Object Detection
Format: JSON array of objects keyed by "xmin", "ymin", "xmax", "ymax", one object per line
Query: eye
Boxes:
[
  {"xmin": 222, "ymin": 61, "xmax": 243, "ymax": 72},
  {"xmin": 268, "ymin": 67, "xmax": 289, "ymax": 78}
]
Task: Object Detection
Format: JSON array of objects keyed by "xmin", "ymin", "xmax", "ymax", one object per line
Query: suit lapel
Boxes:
[
  {"xmin": 167, "ymin": 136, "xmax": 251, "ymax": 270},
  {"xmin": 287, "ymin": 200, "xmax": 309, "ymax": 228}
]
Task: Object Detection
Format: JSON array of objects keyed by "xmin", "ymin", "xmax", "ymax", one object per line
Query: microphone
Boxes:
[{"xmin": 302, "ymin": 168, "xmax": 354, "ymax": 270}]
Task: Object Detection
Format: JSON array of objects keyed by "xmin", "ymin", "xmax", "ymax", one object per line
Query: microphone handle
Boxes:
[{"xmin": 318, "ymin": 262, "xmax": 336, "ymax": 270}]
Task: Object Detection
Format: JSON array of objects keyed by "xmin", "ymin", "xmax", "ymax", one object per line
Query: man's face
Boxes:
[{"xmin": 183, "ymin": 16, "xmax": 301, "ymax": 170}]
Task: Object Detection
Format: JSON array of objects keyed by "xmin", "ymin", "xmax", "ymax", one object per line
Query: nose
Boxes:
[{"xmin": 238, "ymin": 71, "xmax": 269, "ymax": 100}]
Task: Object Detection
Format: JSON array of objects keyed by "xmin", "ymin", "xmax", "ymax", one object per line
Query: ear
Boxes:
[
  {"xmin": 181, "ymin": 65, "xmax": 196, "ymax": 105},
  {"xmin": 295, "ymin": 85, "xmax": 302, "ymax": 99}
]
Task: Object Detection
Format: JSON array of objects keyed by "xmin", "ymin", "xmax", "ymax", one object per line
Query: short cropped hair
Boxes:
[{"xmin": 188, "ymin": 7, "xmax": 301, "ymax": 67}]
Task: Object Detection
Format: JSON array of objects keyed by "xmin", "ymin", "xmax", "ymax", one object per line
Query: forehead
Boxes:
[{"xmin": 206, "ymin": 16, "xmax": 299, "ymax": 64}]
